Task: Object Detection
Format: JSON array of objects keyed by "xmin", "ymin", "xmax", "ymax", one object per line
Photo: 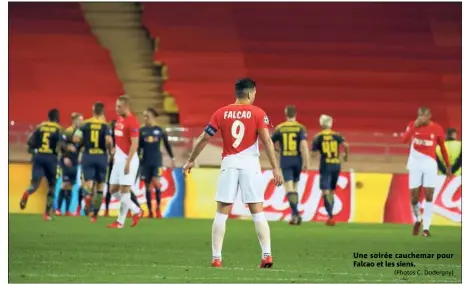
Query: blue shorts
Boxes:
[
  {"xmin": 319, "ymin": 166, "xmax": 341, "ymax": 191},
  {"xmin": 81, "ymin": 153, "xmax": 108, "ymax": 184},
  {"xmin": 61, "ymin": 164, "xmax": 78, "ymax": 184},
  {"xmin": 140, "ymin": 165, "xmax": 161, "ymax": 182},
  {"xmin": 282, "ymin": 164, "xmax": 302, "ymax": 182},
  {"xmin": 31, "ymin": 154, "xmax": 58, "ymax": 184}
]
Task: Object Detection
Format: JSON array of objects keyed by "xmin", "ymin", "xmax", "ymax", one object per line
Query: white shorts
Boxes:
[
  {"xmin": 216, "ymin": 168, "xmax": 264, "ymax": 204},
  {"xmin": 408, "ymin": 168, "xmax": 438, "ymax": 189},
  {"xmin": 109, "ymin": 157, "xmax": 139, "ymax": 186}
]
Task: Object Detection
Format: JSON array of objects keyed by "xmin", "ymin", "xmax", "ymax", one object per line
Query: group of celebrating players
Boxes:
[
  {"xmin": 18, "ymin": 78, "xmax": 456, "ymax": 268},
  {"xmin": 19, "ymin": 95, "xmax": 175, "ymax": 227}
]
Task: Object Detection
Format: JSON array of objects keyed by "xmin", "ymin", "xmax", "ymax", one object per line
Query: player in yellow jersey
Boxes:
[{"xmin": 272, "ymin": 105, "xmax": 310, "ymax": 225}]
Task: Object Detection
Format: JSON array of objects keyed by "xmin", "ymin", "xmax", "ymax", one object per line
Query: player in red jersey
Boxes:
[
  {"xmin": 402, "ymin": 107, "xmax": 451, "ymax": 237},
  {"xmin": 183, "ymin": 78, "xmax": 283, "ymax": 268},
  {"xmin": 107, "ymin": 95, "xmax": 143, "ymax": 228}
]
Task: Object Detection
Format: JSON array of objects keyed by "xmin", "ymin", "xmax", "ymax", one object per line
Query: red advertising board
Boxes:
[{"xmin": 384, "ymin": 175, "xmax": 461, "ymax": 224}]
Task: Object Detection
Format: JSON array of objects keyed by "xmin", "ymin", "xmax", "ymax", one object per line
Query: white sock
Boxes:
[
  {"xmin": 121, "ymin": 192, "xmax": 141, "ymax": 214},
  {"xmin": 412, "ymin": 202, "xmax": 422, "ymax": 222},
  {"xmin": 423, "ymin": 201, "xmax": 434, "ymax": 230},
  {"xmin": 212, "ymin": 212, "xmax": 228, "ymax": 259},
  {"xmin": 116, "ymin": 193, "xmax": 128, "ymax": 225},
  {"xmin": 252, "ymin": 212, "xmax": 271, "ymax": 258}
]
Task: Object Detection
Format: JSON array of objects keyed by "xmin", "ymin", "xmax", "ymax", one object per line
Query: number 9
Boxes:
[{"xmin": 231, "ymin": 120, "xmax": 245, "ymax": 148}]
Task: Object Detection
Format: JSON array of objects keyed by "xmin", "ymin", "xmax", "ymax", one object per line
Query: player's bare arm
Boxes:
[
  {"xmin": 125, "ymin": 136, "xmax": 139, "ymax": 175},
  {"xmin": 300, "ymin": 139, "xmax": 310, "ymax": 170},
  {"xmin": 341, "ymin": 141, "xmax": 349, "ymax": 162},
  {"xmin": 183, "ymin": 131, "xmax": 211, "ymax": 174},
  {"xmin": 258, "ymin": 128, "xmax": 283, "ymax": 186},
  {"xmin": 105, "ymin": 134, "xmax": 113, "ymax": 162},
  {"xmin": 105, "ymin": 135, "xmax": 113, "ymax": 152}
]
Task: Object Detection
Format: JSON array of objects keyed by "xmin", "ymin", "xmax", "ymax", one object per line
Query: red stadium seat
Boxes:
[
  {"xmin": 142, "ymin": 2, "xmax": 461, "ymax": 135},
  {"xmin": 9, "ymin": 3, "xmax": 123, "ymax": 126}
]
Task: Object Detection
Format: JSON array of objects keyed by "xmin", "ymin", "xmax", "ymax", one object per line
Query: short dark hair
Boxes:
[
  {"xmin": 235, "ymin": 78, "xmax": 256, "ymax": 99},
  {"xmin": 285, "ymin": 105, "xmax": 296, "ymax": 118},
  {"xmin": 48, "ymin": 108, "xmax": 60, "ymax": 122},
  {"xmin": 446, "ymin": 128, "xmax": 457, "ymax": 137},
  {"xmin": 418, "ymin": 106, "xmax": 431, "ymax": 115},
  {"xmin": 94, "ymin": 102, "xmax": 105, "ymax": 116},
  {"xmin": 146, "ymin": 107, "xmax": 158, "ymax": 117}
]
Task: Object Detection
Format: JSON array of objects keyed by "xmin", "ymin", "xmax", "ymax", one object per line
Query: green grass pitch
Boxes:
[{"xmin": 9, "ymin": 214, "xmax": 461, "ymax": 283}]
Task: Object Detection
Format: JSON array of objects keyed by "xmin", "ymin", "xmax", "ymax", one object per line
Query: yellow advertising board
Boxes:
[
  {"xmin": 9, "ymin": 163, "xmax": 48, "ymax": 214},
  {"xmin": 184, "ymin": 168, "xmax": 461, "ymax": 226}
]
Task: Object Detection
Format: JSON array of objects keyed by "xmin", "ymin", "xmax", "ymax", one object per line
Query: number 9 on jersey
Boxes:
[{"xmin": 231, "ymin": 120, "xmax": 245, "ymax": 148}]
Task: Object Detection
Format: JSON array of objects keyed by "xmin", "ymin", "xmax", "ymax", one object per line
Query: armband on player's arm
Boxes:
[
  {"xmin": 188, "ymin": 113, "xmax": 217, "ymax": 163},
  {"xmin": 204, "ymin": 124, "xmax": 217, "ymax": 137}
]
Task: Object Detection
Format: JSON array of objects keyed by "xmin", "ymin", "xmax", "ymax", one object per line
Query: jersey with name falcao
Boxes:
[{"xmin": 205, "ymin": 104, "xmax": 270, "ymax": 169}]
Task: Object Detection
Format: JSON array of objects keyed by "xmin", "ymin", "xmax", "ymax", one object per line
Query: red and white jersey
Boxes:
[
  {"xmin": 114, "ymin": 113, "xmax": 140, "ymax": 162},
  {"xmin": 402, "ymin": 121, "xmax": 450, "ymax": 170},
  {"xmin": 205, "ymin": 104, "xmax": 270, "ymax": 169}
]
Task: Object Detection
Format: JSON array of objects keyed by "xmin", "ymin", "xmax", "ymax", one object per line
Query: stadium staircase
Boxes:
[
  {"xmin": 9, "ymin": 3, "xmax": 123, "ymax": 125},
  {"xmin": 80, "ymin": 2, "xmax": 170, "ymax": 124},
  {"xmin": 142, "ymin": 2, "xmax": 461, "ymax": 135}
]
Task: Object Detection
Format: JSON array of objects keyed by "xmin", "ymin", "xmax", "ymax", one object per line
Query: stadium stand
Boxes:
[
  {"xmin": 142, "ymin": 2, "xmax": 461, "ymax": 135},
  {"xmin": 9, "ymin": 2, "xmax": 461, "ymax": 173},
  {"xmin": 9, "ymin": 3, "xmax": 123, "ymax": 125},
  {"xmin": 79, "ymin": 2, "xmax": 171, "ymax": 124}
]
